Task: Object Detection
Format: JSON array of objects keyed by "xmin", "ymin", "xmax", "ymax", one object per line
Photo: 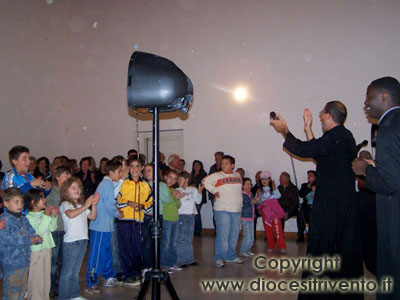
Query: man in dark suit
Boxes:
[
  {"xmin": 352, "ymin": 77, "xmax": 400, "ymax": 300},
  {"xmin": 271, "ymin": 101, "xmax": 363, "ymax": 299}
]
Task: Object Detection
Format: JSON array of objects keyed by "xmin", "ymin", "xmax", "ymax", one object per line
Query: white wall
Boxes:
[{"xmin": 1, "ymin": 0, "xmax": 400, "ymax": 229}]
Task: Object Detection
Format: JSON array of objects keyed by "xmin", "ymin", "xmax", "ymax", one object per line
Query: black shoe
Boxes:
[
  {"xmin": 296, "ymin": 236, "xmax": 305, "ymax": 243},
  {"xmin": 180, "ymin": 264, "xmax": 188, "ymax": 268},
  {"xmin": 189, "ymin": 261, "xmax": 199, "ymax": 266},
  {"xmin": 116, "ymin": 272, "xmax": 124, "ymax": 281}
]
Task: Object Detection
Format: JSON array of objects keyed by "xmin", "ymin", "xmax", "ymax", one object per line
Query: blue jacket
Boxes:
[
  {"xmin": 0, "ymin": 211, "xmax": 36, "ymax": 273},
  {"xmin": 2, "ymin": 168, "xmax": 35, "ymax": 194},
  {"xmin": 89, "ymin": 176, "xmax": 119, "ymax": 232}
]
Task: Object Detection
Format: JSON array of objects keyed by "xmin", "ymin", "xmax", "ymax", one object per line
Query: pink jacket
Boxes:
[{"xmin": 257, "ymin": 198, "xmax": 285, "ymax": 226}]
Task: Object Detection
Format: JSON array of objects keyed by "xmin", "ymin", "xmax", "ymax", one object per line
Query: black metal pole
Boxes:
[{"xmin": 152, "ymin": 107, "xmax": 161, "ymax": 300}]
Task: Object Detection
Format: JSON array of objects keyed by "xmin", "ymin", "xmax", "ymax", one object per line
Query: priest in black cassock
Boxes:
[
  {"xmin": 353, "ymin": 77, "xmax": 400, "ymax": 300},
  {"xmin": 270, "ymin": 101, "xmax": 363, "ymax": 300}
]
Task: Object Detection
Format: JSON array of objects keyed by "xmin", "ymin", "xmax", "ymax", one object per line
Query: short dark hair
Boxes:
[
  {"xmin": 214, "ymin": 151, "xmax": 224, "ymax": 157},
  {"xmin": 9, "ymin": 145, "xmax": 30, "ymax": 164},
  {"xmin": 105, "ymin": 160, "xmax": 122, "ymax": 174},
  {"xmin": 24, "ymin": 188, "xmax": 44, "ymax": 211},
  {"xmin": 53, "ymin": 166, "xmax": 72, "ymax": 186},
  {"xmin": 222, "ymin": 155, "xmax": 235, "ymax": 165},
  {"xmin": 179, "ymin": 159, "xmax": 185, "ymax": 165},
  {"xmin": 37, "ymin": 156, "xmax": 50, "ymax": 170},
  {"xmin": 127, "ymin": 155, "xmax": 141, "ymax": 166},
  {"xmin": 281, "ymin": 171, "xmax": 291, "ymax": 180},
  {"xmin": 127, "ymin": 149, "xmax": 138, "ymax": 156},
  {"xmin": 369, "ymin": 77, "xmax": 400, "ymax": 105},
  {"xmin": 242, "ymin": 177, "xmax": 252, "ymax": 186},
  {"xmin": 324, "ymin": 101, "xmax": 347, "ymax": 125},
  {"xmin": 2, "ymin": 187, "xmax": 23, "ymax": 202},
  {"xmin": 307, "ymin": 170, "xmax": 316, "ymax": 177}
]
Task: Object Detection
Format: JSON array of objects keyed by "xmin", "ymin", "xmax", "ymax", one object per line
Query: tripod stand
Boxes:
[{"xmin": 136, "ymin": 107, "xmax": 180, "ymax": 300}]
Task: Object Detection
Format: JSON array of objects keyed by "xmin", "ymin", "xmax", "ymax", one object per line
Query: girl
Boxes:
[
  {"xmin": 58, "ymin": 177, "xmax": 99, "ymax": 300},
  {"xmin": 255, "ymin": 171, "xmax": 286, "ymax": 253},
  {"xmin": 161, "ymin": 169, "xmax": 182, "ymax": 272},
  {"xmin": 239, "ymin": 178, "xmax": 257, "ymax": 257},
  {"xmin": 176, "ymin": 171, "xmax": 203, "ymax": 267},
  {"xmin": 24, "ymin": 188, "xmax": 58, "ymax": 300},
  {"xmin": 46, "ymin": 166, "xmax": 72, "ymax": 298}
]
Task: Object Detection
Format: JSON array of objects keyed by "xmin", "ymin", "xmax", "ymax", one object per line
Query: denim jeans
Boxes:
[
  {"xmin": 214, "ymin": 210, "xmax": 241, "ymax": 261},
  {"xmin": 194, "ymin": 203, "xmax": 203, "ymax": 234},
  {"xmin": 2, "ymin": 267, "xmax": 28, "ymax": 300},
  {"xmin": 239, "ymin": 220, "xmax": 254, "ymax": 254},
  {"xmin": 50, "ymin": 230, "xmax": 64, "ymax": 292},
  {"xmin": 58, "ymin": 239, "xmax": 87, "ymax": 300},
  {"xmin": 176, "ymin": 214, "xmax": 195, "ymax": 266},
  {"xmin": 161, "ymin": 220, "xmax": 178, "ymax": 267}
]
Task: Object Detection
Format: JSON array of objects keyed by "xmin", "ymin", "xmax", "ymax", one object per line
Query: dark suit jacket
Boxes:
[{"xmin": 365, "ymin": 107, "xmax": 400, "ymax": 300}]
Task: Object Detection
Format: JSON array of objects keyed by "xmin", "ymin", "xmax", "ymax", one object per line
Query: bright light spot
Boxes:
[
  {"xmin": 46, "ymin": 0, "xmax": 54, "ymax": 4},
  {"xmin": 93, "ymin": 22, "xmax": 98, "ymax": 28},
  {"xmin": 133, "ymin": 44, "xmax": 139, "ymax": 49},
  {"xmin": 234, "ymin": 87, "xmax": 248, "ymax": 102}
]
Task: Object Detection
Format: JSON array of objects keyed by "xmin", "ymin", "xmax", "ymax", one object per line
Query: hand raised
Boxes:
[{"xmin": 303, "ymin": 108, "xmax": 313, "ymax": 130}]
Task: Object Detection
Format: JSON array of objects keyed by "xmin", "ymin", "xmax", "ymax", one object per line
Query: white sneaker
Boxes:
[
  {"xmin": 71, "ymin": 297, "xmax": 89, "ymax": 300},
  {"xmin": 247, "ymin": 251, "xmax": 256, "ymax": 256},
  {"xmin": 240, "ymin": 252, "xmax": 252, "ymax": 257},
  {"xmin": 104, "ymin": 277, "xmax": 124, "ymax": 287},
  {"xmin": 225, "ymin": 257, "xmax": 244, "ymax": 264},
  {"xmin": 213, "ymin": 260, "xmax": 224, "ymax": 268},
  {"xmin": 84, "ymin": 285, "xmax": 100, "ymax": 294},
  {"xmin": 170, "ymin": 265, "xmax": 183, "ymax": 271},
  {"xmin": 142, "ymin": 268, "xmax": 151, "ymax": 279}
]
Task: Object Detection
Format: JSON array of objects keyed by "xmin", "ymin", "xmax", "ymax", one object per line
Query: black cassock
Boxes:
[
  {"xmin": 365, "ymin": 108, "xmax": 400, "ymax": 300},
  {"xmin": 284, "ymin": 125, "xmax": 363, "ymax": 299}
]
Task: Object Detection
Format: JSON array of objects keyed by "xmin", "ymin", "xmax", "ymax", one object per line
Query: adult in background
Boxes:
[
  {"xmin": 270, "ymin": 101, "xmax": 363, "ymax": 299},
  {"xmin": 297, "ymin": 170, "xmax": 316, "ymax": 242},
  {"xmin": 277, "ymin": 172, "xmax": 299, "ymax": 235},
  {"xmin": 208, "ymin": 151, "xmax": 224, "ymax": 232},
  {"xmin": 190, "ymin": 160, "xmax": 207, "ymax": 235},
  {"xmin": 352, "ymin": 77, "xmax": 400, "ymax": 300},
  {"xmin": 75, "ymin": 157, "xmax": 97, "ymax": 199},
  {"xmin": 168, "ymin": 154, "xmax": 181, "ymax": 171}
]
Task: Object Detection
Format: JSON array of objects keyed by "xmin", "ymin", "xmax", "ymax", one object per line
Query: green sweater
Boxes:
[
  {"xmin": 26, "ymin": 211, "xmax": 57, "ymax": 252},
  {"xmin": 162, "ymin": 188, "xmax": 181, "ymax": 222}
]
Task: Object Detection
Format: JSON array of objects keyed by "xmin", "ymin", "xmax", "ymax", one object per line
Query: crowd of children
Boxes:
[{"xmin": 0, "ymin": 145, "xmax": 315, "ymax": 300}]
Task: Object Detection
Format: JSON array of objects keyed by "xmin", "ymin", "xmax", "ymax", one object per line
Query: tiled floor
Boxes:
[{"xmin": 0, "ymin": 234, "xmax": 377, "ymax": 300}]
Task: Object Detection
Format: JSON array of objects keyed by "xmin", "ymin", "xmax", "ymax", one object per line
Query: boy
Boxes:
[
  {"xmin": 2, "ymin": 146, "xmax": 51, "ymax": 196},
  {"xmin": 116, "ymin": 156, "xmax": 153, "ymax": 285},
  {"xmin": 0, "ymin": 188, "xmax": 43, "ymax": 299},
  {"xmin": 85, "ymin": 160, "xmax": 125, "ymax": 294},
  {"xmin": 176, "ymin": 171, "xmax": 203, "ymax": 267},
  {"xmin": 202, "ymin": 155, "xmax": 243, "ymax": 267}
]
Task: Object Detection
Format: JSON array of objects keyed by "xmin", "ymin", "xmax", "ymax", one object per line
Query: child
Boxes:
[
  {"xmin": 116, "ymin": 156, "xmax": 153, "ymax": 285},
  {"xmin": 58, "ymin": 177, "xmax": 99, "ymax": 300},
  {"xmin": 239, "ymin": 177, "xmax": 257, "ymax": 257},
  {"xmin": 0, "ymin": 188, "xmax": 42, "ymax": 300},
  {"xmin": 203, "ymin": 155, "xmax": 243, "ymax": 268},
  {"xmin": 255, "ymin": 171, "xmax": 286, "ymax": 253},
  {"xmin": 2, "ymin": 146, "xmax": 51, "ymax": 196},
  {"xmin": 176, "ymin": 171, "xmax": 203, "ymax": 267},
  {"xmin": 85, "ymin": 160, "xmax": 124, "ymax": 294},
  {"xmin": 161, "ymin": 169, "xmax": 182, "ymax": 272},
  {"xmin": 46, "ymin": 166, "xmax": 72, "ymax": 298},
  {"xmin": 24, "ymin": 188, "xmax": 58, "ymax": 300}
]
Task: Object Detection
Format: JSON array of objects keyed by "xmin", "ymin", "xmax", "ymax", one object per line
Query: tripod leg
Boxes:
[
  {"xmin": 164, "ymin": 275, "xmax": 180, "ymax": 300},
  {"xmin": 136, "ymin": 279, "xmax": 151, "ymax": 300}
]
